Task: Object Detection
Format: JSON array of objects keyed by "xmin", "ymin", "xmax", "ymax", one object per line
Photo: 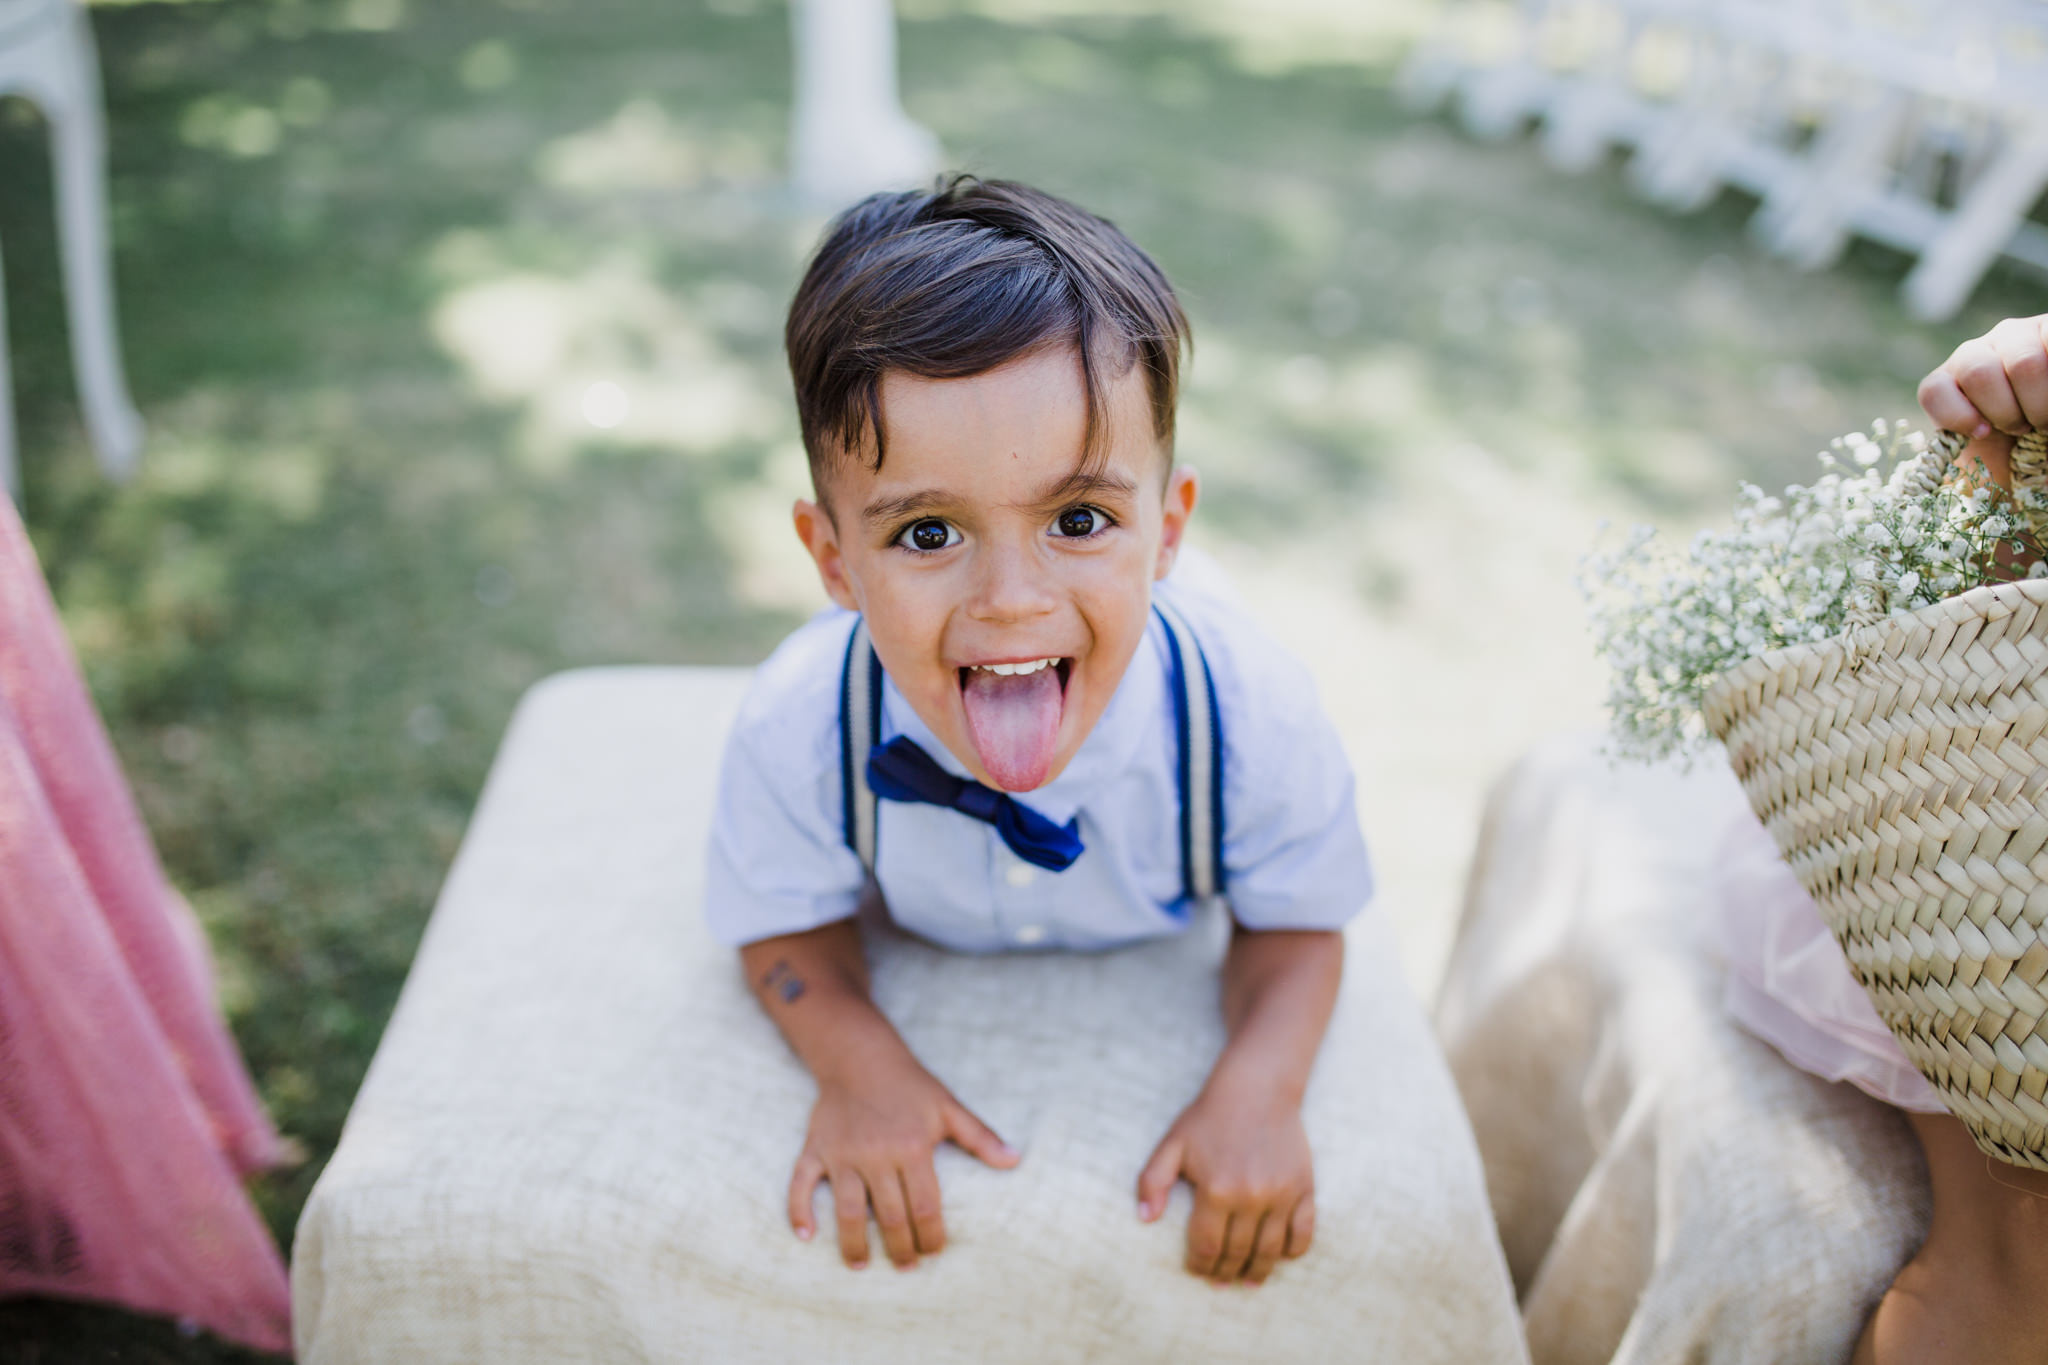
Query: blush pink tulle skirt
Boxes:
[
  {"xmin": 1717, "ymin": 805, "xmax": 1947, "ymax": 1114},
  {"xmin": 0, "ymin": 495, "xmax": 291, "ymax": 1353}
]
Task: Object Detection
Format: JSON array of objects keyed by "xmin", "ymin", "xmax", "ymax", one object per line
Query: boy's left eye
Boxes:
[{"xmin": 1054, "ymin": 506, "xmax": 1107, "ymax": 538}]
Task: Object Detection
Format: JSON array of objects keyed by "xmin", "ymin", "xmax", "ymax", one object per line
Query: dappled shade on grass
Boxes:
[{"xmin": 0, "ymin": 0, "xmax": 2042, "ymax": 1357}]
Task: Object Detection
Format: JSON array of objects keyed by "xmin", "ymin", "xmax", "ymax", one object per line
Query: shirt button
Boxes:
[
  {"xmin": 1005, "ymin": 862, "xmax": 1037, "ymax": 888},
  {"xmin": 1013, "ymin": 924, "xmax": 1047, "ymax": 946}
]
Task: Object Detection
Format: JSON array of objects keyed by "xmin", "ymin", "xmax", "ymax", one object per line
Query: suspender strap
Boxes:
[
  {"xmin": 838, "ymin": 605, "xmax": 1226, "ymax": 902},
  {"xmin": 1153, "ymin": 599, "xmax": 1226, "ymax": 903},
  {"xmin": 840, "ymin": 617, "xmax": 883, "ymax": 873}
]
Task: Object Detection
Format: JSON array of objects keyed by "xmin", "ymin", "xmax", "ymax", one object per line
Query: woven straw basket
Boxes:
[{"xmin": 1703, "ymin": 428, "xmax": 2048, "ymax": 1169}]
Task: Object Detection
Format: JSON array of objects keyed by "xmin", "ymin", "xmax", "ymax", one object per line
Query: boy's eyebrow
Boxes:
[
  {"xmin": 860, "ymin": 468, "xmax": 1141, "ymax": 529},
  {"xmin": 1028, "ymin": 466, "xmax": 1140, "ymax": 508},
  {"xmin": 861, "ymin": 490, "xmax": 957, "ymax": 528}
]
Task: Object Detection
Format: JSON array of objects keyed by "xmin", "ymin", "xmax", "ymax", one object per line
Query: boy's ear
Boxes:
[
  {"xmin": 1153, "ymin": 465, "xmax": 1200, "ymax": 581},
  {"xmin": 793, "ymin": 498, "xmax": 861, "ymax": 612}
]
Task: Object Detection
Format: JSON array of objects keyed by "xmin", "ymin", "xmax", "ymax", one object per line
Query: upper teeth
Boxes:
[{"xmin": 975, "ymin": 658, "xmax": 1059, "ymax": 676}]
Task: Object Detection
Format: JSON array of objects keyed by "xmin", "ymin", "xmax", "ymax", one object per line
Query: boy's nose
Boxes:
[{"xmin": 965, "ymin": 541, "xmax": 1059, "ymax": 623}]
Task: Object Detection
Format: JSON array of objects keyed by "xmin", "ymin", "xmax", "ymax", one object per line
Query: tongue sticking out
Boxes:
[{"xmin": 961, "ymin": 666, "xmax": 1064, "ymax": 792}]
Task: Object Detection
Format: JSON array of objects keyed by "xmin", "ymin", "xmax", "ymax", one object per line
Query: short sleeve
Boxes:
[
  {"xmin": 702, "ymin": 614, "xmax": 869, "ymax": 947},
  {"xmin": 1163, "ymin": 577, "xmax": 1375, "ymax": 931}
]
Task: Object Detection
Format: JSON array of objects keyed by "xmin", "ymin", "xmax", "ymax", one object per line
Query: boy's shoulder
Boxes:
[
  {"xmin": 1154, "ymin": 553, "xmax": 1325, "ymax": 736},
  {"xmin": 728, "ymin": 606, "xmax": 860, "ymax": 773}
]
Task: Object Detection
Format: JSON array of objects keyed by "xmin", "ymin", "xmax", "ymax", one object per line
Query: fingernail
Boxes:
[
  {"xmin": 796, "ymin": 1227, "xmax": 812, "ymax": 1242},
  {"xmin": 1137, "ymin": 1200, "xmax": 1152, "ymax": 1220},
  {"xmin": 1976, "ymin": 422, "xmax": 1995, "ymax": 438},
  {"xmin": 849, "ymin": 1260, "xmax": 867, "ymax": 1270}
]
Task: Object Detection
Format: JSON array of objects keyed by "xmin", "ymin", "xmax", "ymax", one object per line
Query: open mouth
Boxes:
[
  {"xmin": 956, "ymin": 657, "xmax": 1073, "ymax": 792},
  {"xmin": 956, "ymin": 657, "xmax": 1073, "ymax": 689}
]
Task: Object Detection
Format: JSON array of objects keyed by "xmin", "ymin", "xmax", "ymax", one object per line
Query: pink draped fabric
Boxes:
[{"xmin": 0, "ymin": 494, "xmax": 291, "ymax": 1353}]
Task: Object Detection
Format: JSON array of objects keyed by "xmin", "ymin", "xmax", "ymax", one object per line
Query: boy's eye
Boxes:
[
  {"xmin": 1055, "ymin": 506, "xmax": 1105, "ymax": 538},
  {"xmin": 897, "ymin": 518, "xmax": 961, "ymax": 552}
]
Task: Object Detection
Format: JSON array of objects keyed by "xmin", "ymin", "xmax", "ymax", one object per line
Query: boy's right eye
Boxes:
[{"xmin": 896, "ymin": 518, "xmax": 962, "ymax": 552}]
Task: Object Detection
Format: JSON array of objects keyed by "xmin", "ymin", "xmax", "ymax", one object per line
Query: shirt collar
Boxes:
[{"xmin": 879, "ymin": 617, "xmax": 1169, "ymax": 826}]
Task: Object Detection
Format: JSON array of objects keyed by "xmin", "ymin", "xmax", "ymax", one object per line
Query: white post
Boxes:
[
  {"xmin": 48, "ymin": 4, "xmax": 141, "ymax": 480},
  {"xmin": 789, "ymin": 0, "xmax": 941, "ymax": 211}
]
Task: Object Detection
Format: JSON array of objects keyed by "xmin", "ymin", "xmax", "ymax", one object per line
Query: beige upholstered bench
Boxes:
[
  {"xmin": 291, "ymin": 667, "xmax": 1526, "ymax": 1364},
  {"xmin": 1438, "ymin": 736, "xmax": 1932, "ymax": 1365}
]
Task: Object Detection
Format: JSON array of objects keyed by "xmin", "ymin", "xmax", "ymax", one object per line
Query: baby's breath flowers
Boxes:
[{"xmin": 1579, "ymin": 421, "xmax": 2048, "ymax": 760}]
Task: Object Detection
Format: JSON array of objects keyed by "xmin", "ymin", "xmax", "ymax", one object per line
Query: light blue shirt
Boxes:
[{"xmin": 703, "ymin": 571, "xmax": 1374, "ymax": 952}]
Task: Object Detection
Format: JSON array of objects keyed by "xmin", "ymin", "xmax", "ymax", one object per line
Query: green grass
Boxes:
[{"xmin": 2, "ymin": 0, "xmax": 2044, "ymax": 1357}]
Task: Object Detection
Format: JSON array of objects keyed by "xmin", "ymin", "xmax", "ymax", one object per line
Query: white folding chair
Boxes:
[
  {"xmin": 0, "ymin": 0, "xmax": 142, "ymax": 500},
  {"xmin": 1404, "ymin": 0, "xmax": 2048, "ymax": 320}
]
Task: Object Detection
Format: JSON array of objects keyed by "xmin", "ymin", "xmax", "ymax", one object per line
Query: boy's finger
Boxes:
[
  {"xmin": 1184, "ymin": 1199, "xmax": 1229, "ymax": 1278},
  {"xmin": 1135, "ymin": 1135, "xmax": 1184, "ymax": 1222},
  {"xmin": 1283, "ymin": 1195, "xmax": 1316, "ymax": 1259},
  {"xmin": 830, "ymin": 1166, "xmax": 871, "ymax": 1269},
  {"xmin": 1217, "ymin": 1209, "xmax": 1259, "ymax": 1281},
  {"xmin": 943, "ymin": 1102, "xmax": 1021, "ymax": 1169},
  {"xmin": 903, "ymin": 1160, "xmax": 946, "ymax": 1255},
  {"xmin": 1989, "ymin": 315, "xmax": 2048, "ymax": 431},
  {"xmin": 1246, "ymin": 1209, "xmax": 1288, "ymax": 1285},
  {"xmin": 1919, "ymin": 366, "xmax": 1988, "ymax": 438},
  {"xmin": 1948, "ymin": 337, "xmax": 2031, "ymax": 436},
  {"xmin": 867, "ymin": 1166, "xmax": 918, "ymax": 1269},
  {"xmin": 788, "ymin": 1152, "xmax": 826, "ymax": 1240}
]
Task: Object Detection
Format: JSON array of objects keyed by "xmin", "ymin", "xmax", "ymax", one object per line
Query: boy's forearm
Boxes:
[
  {"xmin": 1207, "ymin": 927, "xmax": 1345, "ymax": 1107},
  {"xmin": 739, "ymin": 920, "xmax": 917, "ymax": 1086}
]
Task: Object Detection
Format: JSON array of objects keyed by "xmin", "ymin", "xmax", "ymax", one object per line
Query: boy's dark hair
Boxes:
[{"xmin": 785, "ymin": 175, "xmax": 1191, "ymax": 486}]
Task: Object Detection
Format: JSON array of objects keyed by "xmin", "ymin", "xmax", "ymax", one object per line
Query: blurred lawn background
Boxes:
[{"xmin": 2, "ymin": 0, "xmax": 2044, "ymax": 1357}]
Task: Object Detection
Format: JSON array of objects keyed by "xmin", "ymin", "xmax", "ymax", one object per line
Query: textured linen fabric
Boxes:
[
  {"xmin": 293, "ymin": 667, "xmax": 1525, "ymax": 1365},
  {"xmin": 0, "ymin": 494, "xmax": 290, "ymax": 1352},
  {"xmin": 1438, "ymin": 735, "xmax": 1931, "ymax": 1365},
  {"xmin": 705, "ymin": 569, "xmax": 1374, "ymax": 951}
]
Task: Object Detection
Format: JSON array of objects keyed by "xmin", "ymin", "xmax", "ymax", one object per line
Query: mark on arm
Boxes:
[{"xmin": 759, "ymin": 959, "xmax": 807, "ymax": 1005}]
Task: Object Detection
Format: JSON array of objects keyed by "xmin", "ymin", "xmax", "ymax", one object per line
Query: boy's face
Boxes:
[{"xmin": 794, "ymin": 347, "xmax": 1198, "ymax": 793}]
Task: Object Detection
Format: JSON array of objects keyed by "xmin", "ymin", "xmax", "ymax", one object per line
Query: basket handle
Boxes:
[{"xmin": 1845, "ymin": 428, "xmax": 2048, "ymax": 631}]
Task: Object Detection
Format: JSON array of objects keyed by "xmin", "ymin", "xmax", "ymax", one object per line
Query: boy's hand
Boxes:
[
  {"xmin": 789, "ymin": 1046, "xmax": 1019, "ymax": 1270},
  {"xmin": 1136, "ymin": 1072, "xmax": 1316, "ymax": 1285},
  {"xmin": 743, "ymin": 921, "xmax": 1020, "ymax": 1273},
  {"xmin": 1919, "ymin": 313, "xmax": 2048, "ymax": 485}
]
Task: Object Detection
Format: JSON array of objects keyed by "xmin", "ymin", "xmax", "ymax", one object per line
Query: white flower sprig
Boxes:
[{"xmin": 1579, "ymin": 421, "xmax": 2048, "ymax": 760}]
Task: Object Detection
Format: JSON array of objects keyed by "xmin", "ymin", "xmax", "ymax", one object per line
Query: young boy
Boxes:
[{"xmin": 705, "ymin": 177, "xmax": 1373, "ymax": 1285}]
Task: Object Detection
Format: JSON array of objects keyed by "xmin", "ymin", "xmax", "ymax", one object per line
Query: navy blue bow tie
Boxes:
[{"xmin": 866, "ymin": 737, "xmax": 1084, "ymax": 872}]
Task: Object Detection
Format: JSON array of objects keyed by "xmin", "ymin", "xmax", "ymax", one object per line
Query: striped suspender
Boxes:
[
  {"xmin": 1152, "ymin": 599, "xmax": 1226, "ymax": 903},
  {"xmin": 838, "ymin": 605, "xmax": 1226, "ymax": 903},
  {"xmin": 840, "ymin": 617, "xmax": 883, "ymax": 874}
]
